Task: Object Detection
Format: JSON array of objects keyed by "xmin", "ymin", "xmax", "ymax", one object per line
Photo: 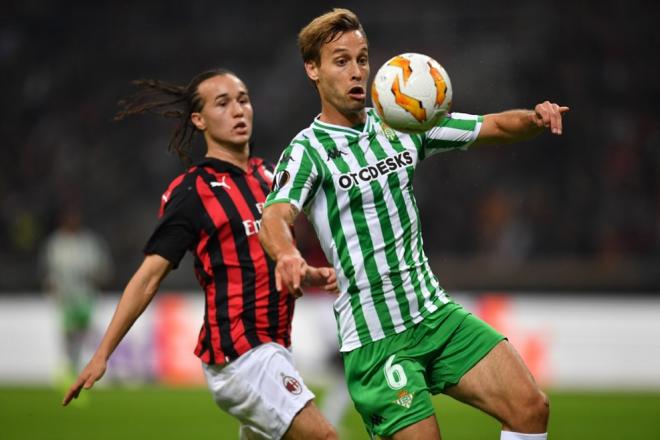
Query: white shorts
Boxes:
[{"xmin": 202, "ymin": 342, "xmax": 315, "ymax": 440}]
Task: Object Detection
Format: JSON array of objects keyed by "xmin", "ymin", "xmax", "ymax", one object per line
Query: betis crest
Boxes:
[{"xmin": 393, "ymin": 389, "xmax": 415, "ymax": 409}]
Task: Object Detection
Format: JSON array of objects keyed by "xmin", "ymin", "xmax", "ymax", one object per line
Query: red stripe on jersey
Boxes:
[
  {"xmin": 253, "ymin": 164, "xmax": 273, "ymax": 189},
  {"xmin": 250, "ymin": 163, "xmax": 293, "ymax": 347},
  {"xmin": 207, "ymin": 169, "xmax": 273, "ymax": 345},
  {"xmin": 195, "ymin": 176, "xmax": 251, "ymax": 358},
  {"xmin": 196, "ymin": 324, "xmax": 210, "ymax": 364},
  {"xmin": 193, "ymin": 228, "xmax": 221, "ymax": 363},
  {"xmin": 244, "ymin": 169, "xmax": 281, "ymax": 342}
]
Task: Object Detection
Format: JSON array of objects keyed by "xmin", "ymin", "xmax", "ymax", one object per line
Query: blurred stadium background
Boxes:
[{"xmin": 1, "ymin": 1, "xmax": 659, "ymax": 439}]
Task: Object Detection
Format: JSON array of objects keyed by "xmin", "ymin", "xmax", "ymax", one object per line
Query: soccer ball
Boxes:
[{"xmin": 371, "ymin": 53, "xmax": 453, "ymax": 133}]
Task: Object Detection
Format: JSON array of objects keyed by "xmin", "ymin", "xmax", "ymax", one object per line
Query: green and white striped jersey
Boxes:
[{"xmin": 266, "ymin": 108, "xmax": 483, "ymax": 351}]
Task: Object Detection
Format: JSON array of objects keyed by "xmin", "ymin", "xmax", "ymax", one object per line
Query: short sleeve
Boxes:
[
  {"xmin": 143, "ymin": 179, "xmax": 199, "ymax": 269},
  {"xmin": 265, "ymin": 142, "xmax": 319, "ymax": 211},
  {"xmin": 420, "ymin": 112, "xmax": 483, "ymax": 159}
]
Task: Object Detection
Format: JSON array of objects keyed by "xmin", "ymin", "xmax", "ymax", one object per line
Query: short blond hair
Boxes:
[{"xmin": 297, "ymin": 8, "xmax": 367, "ymax": 65}]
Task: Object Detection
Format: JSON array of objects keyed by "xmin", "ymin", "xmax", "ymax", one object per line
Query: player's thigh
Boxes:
[
  {"xmin": 443, "ymin": 339, "xmax": 544, "ymax": 422},
  {"xmin": 283, "ymin": 400, "xmax": 336, "ymax": 440},
  {"xmin": 343, "ymin": 335, "xmax": 437, "ymax": 438},
  {"xmin": 203, "ymin": 342, "xmax": 316, "ymax": 440}
]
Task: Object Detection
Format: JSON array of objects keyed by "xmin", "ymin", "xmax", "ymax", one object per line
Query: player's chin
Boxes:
[
  {"xmin": 229, "ymin": 133, "xmax": 251, "ymax": 145},
  {"xmin": 345, "ymin": 98, "xmax": 366, "ymax": 112}
]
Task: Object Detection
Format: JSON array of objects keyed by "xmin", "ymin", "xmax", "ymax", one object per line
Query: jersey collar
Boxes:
[
  {"xmin": 196, "ymin": 156, "xmax": 263, "ymax": 175},
  {"xmin": 311, "ymin": 109, "xmax": 374, "ymax": 137}
]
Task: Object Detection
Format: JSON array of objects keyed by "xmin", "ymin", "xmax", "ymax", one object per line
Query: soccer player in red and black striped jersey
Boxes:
[{"xmin": 63, "ymin": 69, "xmax": 339, "ymax": 440}]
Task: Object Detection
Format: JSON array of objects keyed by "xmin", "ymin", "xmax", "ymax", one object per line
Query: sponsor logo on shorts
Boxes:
[
  {"xmin": 393, "ymin": 389, "xmax": 415, "ymax": 409},
  {"xmin": 281, "ymin": 374, "xmax": 302, "ymax": 395}
]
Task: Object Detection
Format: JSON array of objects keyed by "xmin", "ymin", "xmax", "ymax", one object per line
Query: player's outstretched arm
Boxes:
[
  {"xmin": 62, "ymin": 254, "xmax": 171, "ymax": 406},
  {"xmin": 259, "ymin": 203, "xmax": 307, "ymax": 298},
  {"xmin": 474, "ymin": 100, "xmax": 569, "ymax": 146}
]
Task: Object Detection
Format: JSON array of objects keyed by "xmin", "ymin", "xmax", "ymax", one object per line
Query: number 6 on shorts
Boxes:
[{"xmin": 384, "ymin": 355, "xmax": 407, "ymax": 390}]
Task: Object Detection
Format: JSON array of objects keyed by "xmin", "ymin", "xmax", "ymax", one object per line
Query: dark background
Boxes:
[{"xmin": 2, "ymin": 0, "xmax": 658, "ymax": 292}]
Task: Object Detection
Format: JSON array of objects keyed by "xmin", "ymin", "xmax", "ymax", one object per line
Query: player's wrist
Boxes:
[{"xmin": 274, "ymin": 246, "xmax": 303, "ymax": 263}]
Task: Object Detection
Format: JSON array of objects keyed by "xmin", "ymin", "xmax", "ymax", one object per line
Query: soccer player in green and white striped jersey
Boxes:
[{"xmin": 260, "ymin": 8, "xmax": 568, "ymax": 440}]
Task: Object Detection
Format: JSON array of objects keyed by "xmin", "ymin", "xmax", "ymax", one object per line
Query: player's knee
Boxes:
[{"xmin": 513, "ymin": 388, "xmax": 549, "ymax": 430}]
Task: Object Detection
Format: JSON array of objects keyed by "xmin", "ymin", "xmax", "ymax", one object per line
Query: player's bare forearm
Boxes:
[
  {"xmin": 259, "ymin": 203, "xmax": 300, "ymax": 262},
  {"xmin": 62, "ymin": 254, "xmax": 171, "ymax": 406},
  {"xmin": 260, "ymin": 203, "xmax": 307, "ymax": 295},
  {"xmin": 474, "ymin": 101, "xmax": 569, "ymax": 146},
  {"xmin": 93, "ymin": 255, "xmax": 169, "ymax": 359}
]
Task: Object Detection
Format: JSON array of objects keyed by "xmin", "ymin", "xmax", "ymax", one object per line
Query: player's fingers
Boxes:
[
  {"xmin": 550, "ymin": 103, "xmax": 561, "ymax": 134},
  {"xmin": 558, "ymin": 106, "xmax": 570, "ymax": 113},
  {"xmin": 534, "ymin": 103, "xmax": 549, "ymax": 128},
  {"xmin": 83, "ymin": 376, "xmax": 96, "ymax": 389},
  {"xmin": 62, "ymin": 382, "xmax": 82, "ymax": 406},
  {"xmin": 62, "ymin": 390, "xmax": 74, "ymax": 406},
  {"xmin": 326, "ymin": 270, "xmax": 336, "ymax": 284},
  {"xmin": 292, "ymin": 262, "xmax": 305, "ymax": 290},
  {"xmin": 275, "ymin": 269, "xmax": 282, "ymax": 291}
]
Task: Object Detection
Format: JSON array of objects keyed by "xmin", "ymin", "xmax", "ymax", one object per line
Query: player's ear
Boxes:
[
  {"xmin": 304, "ymin": 61, "xmax": 319, "ymax": 82},
  {"xmin": 190, "ymin": 112, "xmax": 205, "ymax": 130}
]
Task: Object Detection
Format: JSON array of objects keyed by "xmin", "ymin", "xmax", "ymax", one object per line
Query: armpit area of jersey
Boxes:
[{"xmin": 143, "ymin": 223, "xmax": 194, "ymax": 269}]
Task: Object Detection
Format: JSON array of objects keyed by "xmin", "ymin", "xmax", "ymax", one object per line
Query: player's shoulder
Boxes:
[
  {"xmin": 158, "ymin": 166, "xmax": 201, "ymax": 211},
  {"xmin": 280, "ymin": 125, "xmax": 316, "ymax": 155},
  {"xmin": 163, "ymin": 169, "xmax": 192, "ymax": 193}
]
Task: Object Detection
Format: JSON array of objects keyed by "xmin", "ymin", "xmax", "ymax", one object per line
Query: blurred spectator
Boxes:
[{"xmin": 41, "ymin": 206, "xmax": 113, "ymax": 374}]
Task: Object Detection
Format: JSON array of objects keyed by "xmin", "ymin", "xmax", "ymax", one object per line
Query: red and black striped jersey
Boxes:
[{"xmin": 144, "ymin": 156, "xmax": 292, "ymax": 365}]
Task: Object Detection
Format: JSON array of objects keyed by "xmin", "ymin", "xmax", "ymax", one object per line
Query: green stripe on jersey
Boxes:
[{"xmin": 266, "ymin": 109, "xmax": 481, "ymax": 351}]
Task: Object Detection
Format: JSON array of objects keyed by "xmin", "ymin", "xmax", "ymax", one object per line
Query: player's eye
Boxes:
[{"xmin": 335, "ymin": 58, "xmax": 347, "ymax": 66}]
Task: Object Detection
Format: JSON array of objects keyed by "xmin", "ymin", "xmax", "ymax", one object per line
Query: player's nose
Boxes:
[{"xmin": 349, "ymin": 60, "xmax": 363, "ymax": 80}]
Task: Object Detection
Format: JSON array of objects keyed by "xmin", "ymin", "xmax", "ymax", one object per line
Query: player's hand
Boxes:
[
  {"xmin": 62, "ymin": 356, "xmax": 107, "ymax": 406},
  {"xmin": 532, "ymin": 101, "xmax": 569, "ymax": 135},
  {"xmin": 304, "ymin": 266, "xmax": 339, "ymax": 294},
  {"xmin": 275, "ymin": 250, "xmax": 308, "ymax": 298}
]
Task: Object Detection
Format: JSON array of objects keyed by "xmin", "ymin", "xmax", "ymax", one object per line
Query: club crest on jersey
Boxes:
[
  {"xmin": 281, "ymin": 374, "xmax": 302, "ymax": 395},
  {"xmin": 393, "ymin": 389, "xmax": 415, "ymax": 409},
  {"xmin": 336, "ymin": 151, "xmax": 413, "ymax": 190},
  {"xmin": 378, "ymin": 121, "xmax": 398, "ymax": 141},
  {"xmin": 272, "ymin": 170, "xmax": 290, "ymax": 191}
]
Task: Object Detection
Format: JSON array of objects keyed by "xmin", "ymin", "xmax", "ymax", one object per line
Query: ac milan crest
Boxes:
[{"xmin": 281, "ymin": 374, "xmax": 302, "ymax": 395}]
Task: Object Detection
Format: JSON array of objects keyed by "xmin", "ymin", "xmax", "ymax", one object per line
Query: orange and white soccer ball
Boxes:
[{"xmin": 371, "ymin": 53, "xmax": 453, "ymax": 133}]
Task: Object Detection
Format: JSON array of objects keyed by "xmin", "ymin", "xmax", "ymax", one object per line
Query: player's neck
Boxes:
[
  {"xmin": 205, "ymin": 142, "xmax": 250, "ymax": 171},
  {"xmin": 318, "ymin": 103, "xmax": 366, "ymax": 128}
]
